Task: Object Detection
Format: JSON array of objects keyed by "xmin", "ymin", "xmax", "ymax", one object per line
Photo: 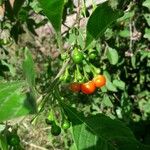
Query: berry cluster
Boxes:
[{"xmin": 69, "ymin": 75, "xmax": 106, "ymax": 94}]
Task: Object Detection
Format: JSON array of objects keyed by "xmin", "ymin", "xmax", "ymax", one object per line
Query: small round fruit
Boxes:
[
  {"xmin": 89, "ymin": 52, "xmax": 97, "ymax": 60},
  {"xmin": 7, "ymin": 134, "xmax": 20, "ymax": 146},
  {"xmin": 69, "ymin": 82, "xmax": 81, "ymax": 92},
  {"xmin": 62, "ymin": 120, "xmax": 70, "ymax": 130},
  {"xmin": 72, "ymin": 49, "xmax": 84, "ymax": 64},
  {"xmin": 81, "ymin": 81, "xmax": 96, "ymax": 94},
  {"xmin": 51, "ymin": 124, "xmax": 61, "ymax": 136},
  {"xmin": 93, "ymin": 75, "xmax": 106, "ymax": 88}
]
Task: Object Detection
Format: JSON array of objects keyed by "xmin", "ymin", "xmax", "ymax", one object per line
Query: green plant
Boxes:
[{"xmin": 0, "ymin": 0, "xmax": 150, "ymax": 149}]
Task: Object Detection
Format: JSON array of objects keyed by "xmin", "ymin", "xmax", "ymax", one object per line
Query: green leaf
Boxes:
[
  {"xmin": 143, "ymin": 0, "xmax": 150, "ymax": 10},
  {"xmin": 30, "ymin": 1, "xmax": 42, "ymax": 13},
  {"xmin": 144, "ymin": 14, "xmax": 150, "ymax": 26},
  {"xmin": 0, "ymin": 124, "xmax": 5, "ymax": 132},
  {"xmin": 13, "ymin": 0, "xmax": 26, "ymax": 16},
  {"xmin": 102, "ymin": 94, "xmax": 113, "ymax": 107},
  {"xmin": 106, "ymin": 47, "xmax": 119, "ymax": 65},
  {"xmin": 106, "ymin": 80, "xmax": 118, "ymax": 92},
  {"xmin": 0, "ymin": 134, "xmax": 8, "ymax": 150},
  {"xmin": 0, "ymin": 0, "xmax": 4, "ymax": 6},
  {"xmin": 118, "ymin": 11, "xmax": 134, "ymax": 22},
  {"xmin": 113, "ymin": 79, "xmax": 125, "ymax": 90},
  {"xmin": 22, "ymin": 48, "xmax": 35, "ymax": 88},
  {"xmin": 119, "ymin": 29, "xmax": 130, "ymax": 38},
  {"xmin": 5, "ymin": 0, "xmax": 15, "ymax": 21},
  {"xmin": 0, "ymin": 81, "xmax": 36, "ymax": 122},
  {"xmin": 103, "ymin": 71, "xmax": 111, "ymax": 81},
  {"xmin": 62, "ymin": 104, "xmax": 150, "ymax": 150},
  {"xmin": 131, "ymin": 55, "xmax": 136, "ymax": 69},
  {"xmin": 38, "ymin": 0, "xmax": 64, "ymax": 33},
  {"xmin": 85, "ymin": 1, "xmax": 123, "ymax": 47},
  {"xmin": 144, "ymin": 28, "xmax": 150, "ymax": 40},
  {"xmin": 1, "ymin": 60, "xmax": 16, "ymax": 77}
]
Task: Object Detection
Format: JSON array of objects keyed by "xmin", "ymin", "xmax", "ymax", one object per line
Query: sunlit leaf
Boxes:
[
  {"xmin": 62, "ymin": 104, "xmax": 150, "ymax": 150},
  {"xmin": 22, "ymin": 47, "xmax": 35, "ymax": 88},
  {"xmin": 0, "ymin": 81, "xmax": 36, "ymax": 122},
  {"xmin": 106, "ymin": 47, "xmax": 119, "ymax": 65},
  {"xmin": 38, "ymin": 0, "xmax": 64, "ymax": 33},
  {"xmin": 86, "ymin": 1, "xmax": 123, "ymax": 47}
]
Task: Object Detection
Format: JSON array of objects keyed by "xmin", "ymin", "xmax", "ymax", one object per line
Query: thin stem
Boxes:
[
  {"xmin": 57, "ymin": 32, "xmax": 63, "ymax": 53},
  {"xmin": 129, "ymin": 19, "xmax": 133, "ymax": 53},
  {"xmin": 83, "ymin": 67, "xmax": 89, "ymax": 80},
  {"xmin": 54, "ymin": 58, "xmax": 70, "ymax": 81}
]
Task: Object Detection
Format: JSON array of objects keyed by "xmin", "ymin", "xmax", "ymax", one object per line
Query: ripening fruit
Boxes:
[
  {"xmin": 69, "ymin": 82, "xmax": 81, "ymax": 92},
  {"xmin": 93, "ymin": 75, "xmax": 106, "ymax": 88},
  {"xmin": 89, "ymin": 52, "xmax": 97, "ymax": 60},
  {"xmin": 81, "ymin": 81, "xmax": 96, "ymax": 94}
]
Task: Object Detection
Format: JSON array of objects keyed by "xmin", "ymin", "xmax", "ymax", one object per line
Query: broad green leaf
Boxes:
[
  {"xmin": 106, "ymin": 80, "xmax": 118, "ymax": 92},
  {"xmin": 102, "ymin": 94, "xmax": 113, "ymax": 107},
  {"xmin": 143, "ymin": 0, "xmax": 150, "ymax": 10},
  {"xmin": 72, "ymin": 123, "xmax": 98, "ymax": 150},
  {"xmin": 85, "ymin": 1, "xmax": 123, "ymax": 47},
  {"xmin": 1, "ymin": 60, "xmax": 16, "ymax": 77},
  {"xmin": 0, "ymin": 134, "xmax": 8, "ymax": 150},
  {"xmin": 13, "ymin": 0, "xmax": 25, "ymax": 16},
  {"xmin": 139, "ymin": 99, "xmax": 150, "ymax": 114},
  {"xmin": 137, "ymin": 90, "xmax": 149, "ymax": 98},
  {"xmin": 110, "ymin": 137, "xmax": 150, "ymax": 150},
  {"xmin": 30, "ymin": 1, "xmax": 42, "ymax": 13},
  {"xmin": 118, "ymin": 11, "xmax": 134, "ymax": 22},
  {"xmin": 5, "ymin": 0, "xmax": 15, "ymax": 21},
  {"xmin": 38, "ymin": 0, "xmax": 64, "ymax": 33},
  {"xmin": 144, "ymin": 14, "xmax": 150, "ymax": 26},
  {"xmin": 113, "ymin": 79, "xmax": 125, "ymax": 90},
  {"xmin": 106, "ymin": 47, "xmax": 119, "ymax": 65},
  {"xmin": 119, "ymin": 29, "xmax": 130, "ymax": 38},
  {"xmin": 103, "ymin": 70, "xmax": 111, "ymax": 81},
  {"xmin": 144, "ymin": 28, "xmax": 150, "ymax": 40},
  {"xmin": 105, "ymin": 28, "xmax": 113, "ymax": 39},
  {"xmin": 0, "ymin": 81, "xmax": 36, "ymax": 122},
  {"xmin": 62, "ymin": 104, "xmax": 150, "ymax": 150},
  {"xmin": 22, "ymin": 48, "xmax": 35, "ymax": 87},
  {"xmin": 70, "ymin": 143, "xmax": 77, "ymax": 150}
]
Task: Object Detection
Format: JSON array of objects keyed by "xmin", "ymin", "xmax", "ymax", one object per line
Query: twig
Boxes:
[
  {"xmin": 76, "ymin": 0, "xmax": 81, "ymax": 28},
  {"xmin": 113, "ymin": 94, "xmax": 120, "ymax": 102},
  {"xmin": 62, "ymin": 23, "xmax": 71, "ymax": 30},
  {"xmin": 22, "ymin": 140, "xmax": 50, "ymax": 150},
  {"xmin": 129, "ymin": 19, "xmax": 133, "ymax": 52},
  {"xmin": 53, "ymin": 58, "xmax": 70, "ymax": 81}
]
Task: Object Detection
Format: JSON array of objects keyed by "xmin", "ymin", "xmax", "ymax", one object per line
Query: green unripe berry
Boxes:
[
  {"xmin": 62, "ymin": 120, "xmax": 70, "ymax": 130},
  {"xmin": 51, "ymin": 124, "xmax": 61, "ymax": 136},
  {"xmin": 72, "ymin": 48, "xmax": 84, "ymax": 64}
]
